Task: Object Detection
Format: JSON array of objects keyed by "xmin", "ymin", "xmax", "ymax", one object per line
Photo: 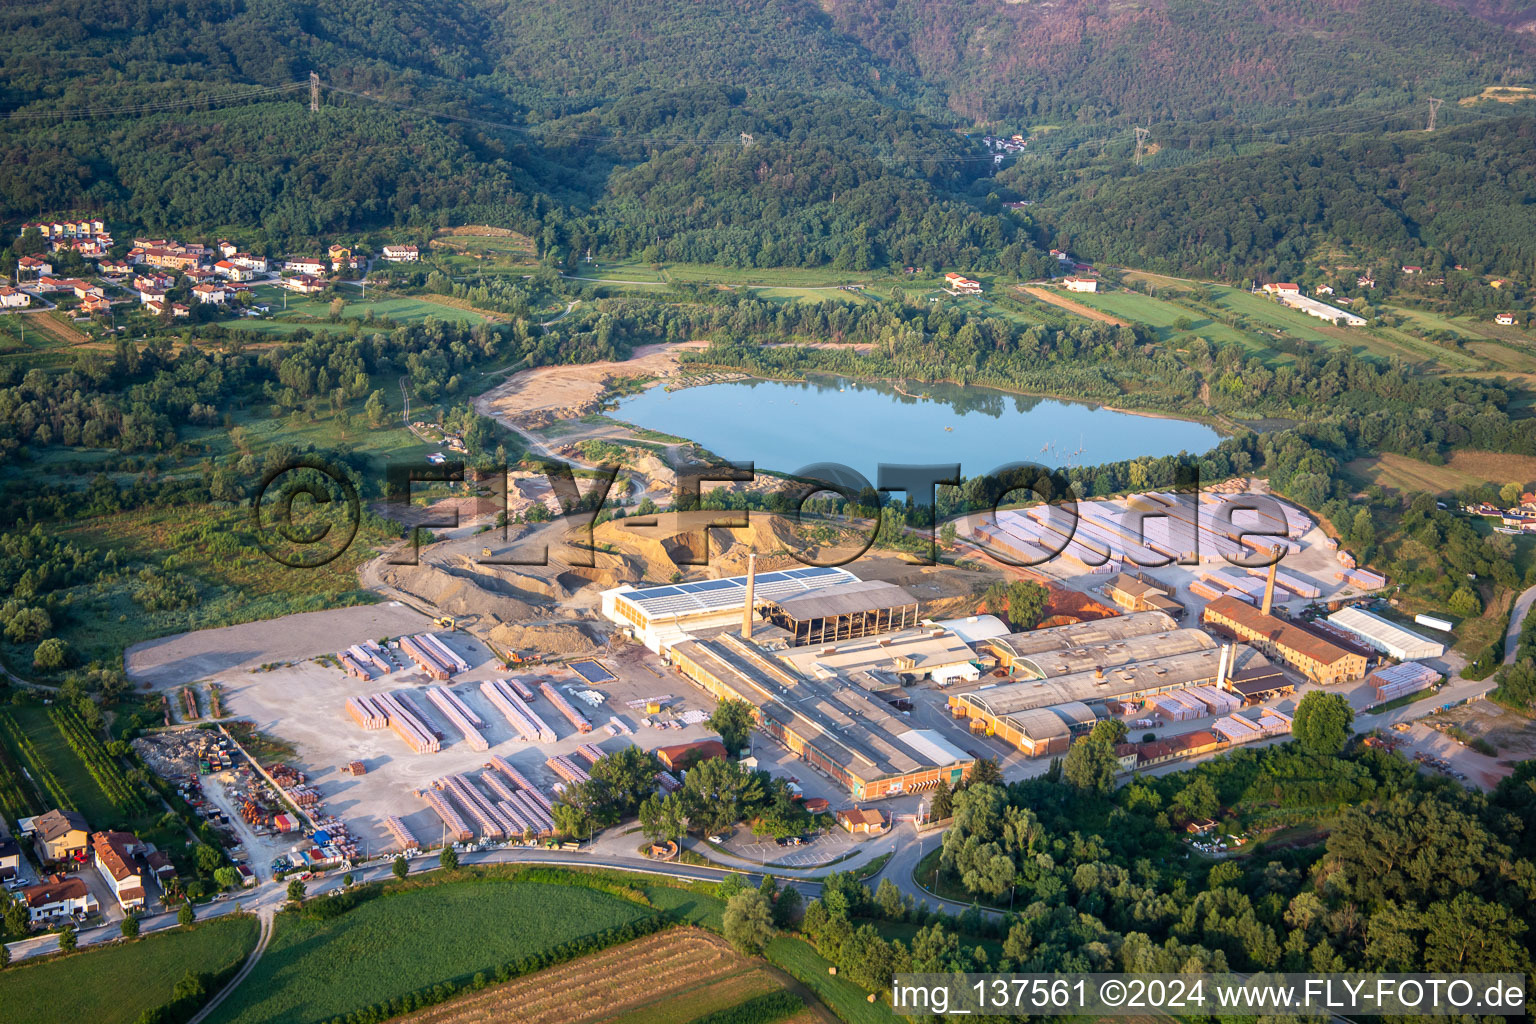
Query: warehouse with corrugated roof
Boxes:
[
  {"xmin": 949, "ymin": 644, "xmax": 1271, "ymax": 756},
  {"xmin": 600, "ymin": 566, "xmax": 861, "ymax": 653},
  {"xmin": 761, "ymin": 579, "xmax": 920, "ymax": 646},
  {"xmin": 1326, "ymin": 606, "xmax": 1445, "ymax": 661},
  {"xmin": 669, "ymin": 631, "xmax": 974, "ymax": 800}
]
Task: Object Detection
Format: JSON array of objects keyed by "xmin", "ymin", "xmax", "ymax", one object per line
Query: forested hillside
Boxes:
[
  {"xmin": 822, "ymin": 0, "xmax": 1536, "ymax": 122},
  {"xmin": 1, "ymin": 0, "xmax": 1534, "ymax": 267},
  {"xmin": 1031, "ymin": 118, "xmax": 1536, "ymax": 283}
]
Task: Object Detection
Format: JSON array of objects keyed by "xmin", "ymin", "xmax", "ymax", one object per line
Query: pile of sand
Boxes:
[{"xmin": 488, "ymin": 622, "xmax": 602, "ymax": 655}]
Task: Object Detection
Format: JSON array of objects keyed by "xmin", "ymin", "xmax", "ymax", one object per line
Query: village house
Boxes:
[
  {"xmin": 328, "ymin": 244, "xmax": 358, "ymax": 269},
  {"xmin": 218, "ymin": 240, "xmax": 239, "ymax": 258},
  {"xmin": 1495, "ymin": 313, "xmax": 1518, "ymax": 326},
  {"xmin": 28, "ymin": 808, "xmax": 89, "ymax": 863},
  {"xmin": 1357, "ymin": 275, "xmax": 1376, "ymax": 288},
  {"xmin": 0, "ymin": 287, "xmax": 31, "ymax": 308},
  {"xmin": 944, "ymin": 272, "xmax": 982, "ymax": 295},
  {"xmin": 92, "ymin": 831, "xmax": 148, "ymax": 911},
  {"xmin": 1063, "ymin": 276, "xmax": 1097, "ymax": 293},
  {"xmin": 17, "ymin": 255, "xmax": 52, "ymax": 277},
  {"xmin": 143, "ymin": 248, "xmax": 202, "ymax": 272},
  {"xmin": 34, "ymin": 276, "xmax": 71, "ymax": 293},
  {"xmin": 70, "ymin": 280, "xmax": 104, "ymax": 300},
  {"xmin": 1261, "ymin": 282, "xmax": 1301, "ymax": 295},
  {"xmin": 172, "ymin": 302, "xmax": 190, "ymax": 318},
  {"xmin": 20, "ymin": 876, "xmax": 98, "ymax": 924},
  {"xmin": 1401, "ymin": 265, "xmax": 1422, "ymax": 275},
  {"xmin": 192, "ymin": 283, "xmax": 227, "ymax": 304},
  {"xmin": 1316, "ymin": 285, "xmax": 1334, "ymax": 295},
  {"xmin": 284, "ymin": 274, "xmax": 327, "ymax": 295},
  {"xmin": 381, "ymin": 244, "xmax": 419, "ymax": 262},
  {"xmin": 81, "ymin": 294, "xmax": 111, "ymax": 314},
  {"xmin": 285, "ymin": 256, "xmax": 328, "ymax": 275},
  {"xmin": 214, "ymin": 260, "xmax": 256, "ymax": 282},
  {"xmin": 231, "ymin": 253, "xmax": 269, "ymax": 273},
  {"xmin": 100, "ymin": 259, "xmax": 135, "ymax": 276},
  {"xmin": 144, "ymin": 299, "xmax": 166, "ymax": 316}
]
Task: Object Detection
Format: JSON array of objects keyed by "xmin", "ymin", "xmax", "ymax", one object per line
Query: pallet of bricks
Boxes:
[
  {"xmin": 385, "ymin": 814, "xmax": 419, "ymax": 852},
  {"xmin": 540, "ymin": 681, "xmax": 593, "ymax": 733},
  {"xmin": 485, "ymin": 756, "xmax": 556, "ymax": 835},
  {"xmin": 480, "ymin": 679, "xmax": 557, "ymax": 743},
  {"xmin": 419, "ymin": 786, "xmax": 473, "ymax": 842},
  {"xmin": 546, "ymin": 754, "xmax": 591, "ymax": 785},
  {"xmin": 1369, "ymin": 662, "xmax": 1441, "ymax": 703},
  {"xmin": 425, "ymin": 686, "xmax": 489, "ymax": 751}
]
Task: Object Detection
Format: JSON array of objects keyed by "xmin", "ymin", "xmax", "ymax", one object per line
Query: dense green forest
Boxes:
[
  {"xmin": 1030, "ymin": 117, "xmax": 1536, "ymax": 286},
  {"xmin": 822, "ymin": 0, "xmax": 1536, "ymax": 122},
  {"xmin": 3, "ymin": 0, "xmax": 1536, "ymax": 276}
]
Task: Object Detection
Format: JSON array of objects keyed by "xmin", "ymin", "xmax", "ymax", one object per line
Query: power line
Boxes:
[{"xmin": 0, "ymin": 82, "xmax": 308, "ymax": 121}]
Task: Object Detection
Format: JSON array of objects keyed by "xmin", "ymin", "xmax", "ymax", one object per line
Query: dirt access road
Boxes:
[{"xmin": 1018, "ymin": 285, "xmax": 1127, "ymax": 325}]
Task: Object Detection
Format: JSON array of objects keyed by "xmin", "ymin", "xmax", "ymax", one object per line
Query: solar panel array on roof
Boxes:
[{"xmin": 619, "ymin": 566, "xmax": 858, "ymax": 617}]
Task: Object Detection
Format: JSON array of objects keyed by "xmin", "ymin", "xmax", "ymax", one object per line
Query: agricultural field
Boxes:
[
  {"xmin": 231, "ymin": 286, "xmax": 488, "ymax": 337},
  {"xmin": 211, "ymin": 880, "xmax": 656, "ymax": 1024},
  {"xmin": 0, "ymin": 705, "xmax": 117, "ymax": 824},
  {"xmin": 0, "ymin": 915, "xmax": 260, "ymax": 1024},
  {"xmin": 1342, "ymin": 450, "xmax": 1536, "ymax": 497},
  {"xmin": 0, "ymin": 314, "xmax": 76, "ymax": 368},
  {"xmin": 393, "ymin": 928, "xmax": 807, "ymax": 1024},
  {"xmin": 764, "ymin": 937, "xmax": 896, "ymax": 1024}
]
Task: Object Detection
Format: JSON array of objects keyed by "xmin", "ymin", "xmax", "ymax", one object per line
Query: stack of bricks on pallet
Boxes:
[
  {"xmin": 400, "ymin": 633, "xmax": 465, "ymax": 680},
  {"xmin": 420, "ymin": 786, "xmax": 473, "ymax": 842},
  {"xmin": 505, "ymin": 677, "xmax": 536, "ymax": 701},
  {"xmin": 385, "ymin": 814, "xmax": 419, "ymax": 851},
  {"xmin": 1151, "ymin": 691, "xmax": 1209, "ymax": 721},
  {"xmin": 576, "ymin": 742, "xmax": 606, "ymax": 765},
  {"xmin": 340, "ymin": 641, "xmax": 393, "ymax": 680},
  {"xmin": 547, "ymin": 754, "xmax": 591, "ymax": 785},
  {"xmin": 346, "ymin": 695, "xmax": 388, "ymax": 729},
  {"xmin": 1370, "ymin": 661, "xmax": 1441, "ymax": 702},
  {"xmin": 487, "ymin": 755, "xmax": 554, "ymax": 813},
  {"xmin": 607, "ymin": 717, "xmax": 631, "ymax": 736},
  {"xmin": 437, "ymin": 774, "xmax": 507, "ymax": 839},
  {"xmin": 480, "ymin": 679, "xmax": 558, "ymax": 743},
  {"xmin": 372, "ymin": 691, "xmax": 441, "ymax": 753},
  {"xmin": 1336, "ymin": 567, "xmax": 1387, "ymax": 590},
  {"xmin": 1246, "ymin": 566, "xmax": 1321, "ymax": 598},
  {"xmin": 425, "ymin": 686, "xmax": 488, "ymax": 751},
  {"xmin": 655, "ymin": 770, "xmax": 681, "ymax": 793},
  {"xmin": 480, "ymin": 769, "xmax": 555, "ymax": 835},
  {"xmin": 399, "ymin": 635, "xmax": 449, "ymax": 680},
  {"xmin": 540, "ymin": 681, "xmax": 593, "ymax": 733},
  {"xmin": 286, "ymin": 785, "xmax": 320, "ymax": 807},
  {"xmin": 485, "ymin": 758, "xmax": 559, "ymax": 835}
]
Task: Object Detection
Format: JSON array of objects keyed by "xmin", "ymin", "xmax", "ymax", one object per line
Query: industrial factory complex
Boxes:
[{"xmin": 114, "ymin": 487, "xmax": 1449, "ymax": 868}]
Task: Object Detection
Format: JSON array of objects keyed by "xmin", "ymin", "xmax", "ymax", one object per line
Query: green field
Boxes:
[
  {"xmin": 211, "ymin": 881, "xmax": 653, "ymax": 1024},
  {"xmin": 231, "ymin": 287, "xmax": 488, "ymax": 336},
  {"xmin": 764, "ymin": 936, "xmax": 897, "ymax": 1024},
  {"xmin": 0, "ymin": 915, "xmax": 259, "ymax": 1024},
  {"xmin": 0, "ymin": 705, "xmax": 119, "ymax": 824}
]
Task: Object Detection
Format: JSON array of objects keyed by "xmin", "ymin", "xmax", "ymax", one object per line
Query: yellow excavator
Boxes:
[{"xmin": 434, "ymin": 616, "xmax": 455, "ymax": 630}]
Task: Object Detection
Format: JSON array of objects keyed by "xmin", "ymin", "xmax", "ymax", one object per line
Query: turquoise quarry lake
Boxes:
[{"xmin": 611, "ymin": 376, "xmax": 1220, "ymax": 481}]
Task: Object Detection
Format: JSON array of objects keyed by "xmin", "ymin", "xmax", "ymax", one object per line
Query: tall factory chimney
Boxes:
[
  {"xmin": 1215, "ymin": 644, "xmax": 1231, "ymax": 690},
  {"xmin": 1261, "ymin": 549, "xmax": 1279, "ymax": 616},
  {"xmin": 742, "ymin": 553, "xmax": 756, "ymax": 640}
]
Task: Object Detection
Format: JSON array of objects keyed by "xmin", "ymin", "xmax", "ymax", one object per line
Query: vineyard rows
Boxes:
[
  {"xmin": 0, "ymin": 710, "xmax": 76, "ymax": 813},
  {"xmin": 50, "ymin": 706, "xmax": 147, "ymax": 815}
]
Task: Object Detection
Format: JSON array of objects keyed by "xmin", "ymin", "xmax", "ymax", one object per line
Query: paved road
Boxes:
[
  {"xmin": 1504, "ymin": 584, "xmax": 1536, "ymax": 663},
  {"xmin": 1, "ymin": 842, "xmax": 828, "ymax": 966}
]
